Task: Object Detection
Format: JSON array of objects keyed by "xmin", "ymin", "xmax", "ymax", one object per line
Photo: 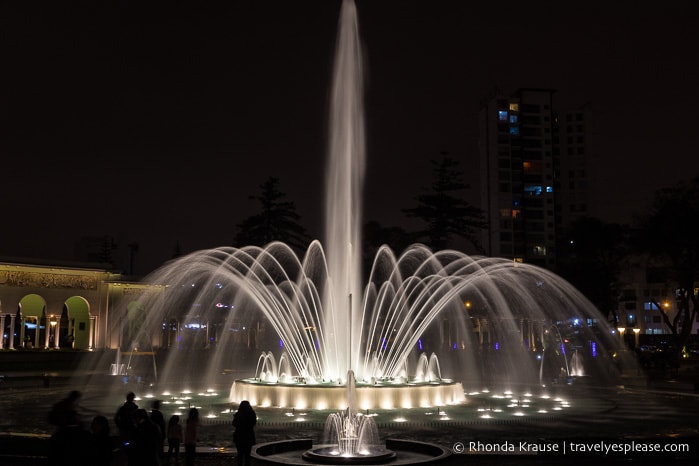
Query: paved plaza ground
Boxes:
[{"xmin": 1, "ymin": 353, "xmax": 699, "ymax": 465}]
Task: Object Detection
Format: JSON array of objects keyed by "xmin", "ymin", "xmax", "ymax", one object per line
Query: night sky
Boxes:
[{"xmin": 2, "ymin": 0, "xmax": 698, "ymax": 275}]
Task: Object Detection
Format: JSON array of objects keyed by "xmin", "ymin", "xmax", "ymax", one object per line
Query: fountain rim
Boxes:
[
  {"xmin": 302, "ymin": 445, "xmax": 397, "ymax": 465},
  {"xmin": 253, "ymin": 438, "xmax": 452, "ymax": 465},
  {"xmin": 235, "ymin": 377, "xmax": 459, "ymax": 387}
]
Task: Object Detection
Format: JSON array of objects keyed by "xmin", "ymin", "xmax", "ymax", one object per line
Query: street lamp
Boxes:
[
  {"xmin": 617, "ymin": 327, "xmax": 626, "ymax": 347},
  {"xmin": 632, "ymin": 328, "xmax": 640, "ymax": 348}
]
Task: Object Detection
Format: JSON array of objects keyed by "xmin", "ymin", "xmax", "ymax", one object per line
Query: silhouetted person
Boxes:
[
  {"xmin": 150, "ymin": 399, "xmax": 166, "ymax": 458},
  {"xmin": 184, "ymin": 407, "xmax": 199, "ymax": 466},
  {"xmin": 48, "ymin": 390, "xmax": 88, "ymax": 466},
  {"xmin": 165, "ymin": 415, "xmax": 183, "ymax": 465},
  {"xmin": 115, "ymin": 391, "xmax": 138, "ymax": 444},
  {"xmin": 89, "ymin": 415, "xmax": 114, "ymax": 466},
  {"xmin": 49, "ymin": 390, "xmax": 83, "ymax": 429},
  {"xmin": 232, "ymin": 400, "xmax": 257, "ymax": 466},
  {"xmin": 130, "ymin": 408, "xmax": 162, "ymax": 466}
]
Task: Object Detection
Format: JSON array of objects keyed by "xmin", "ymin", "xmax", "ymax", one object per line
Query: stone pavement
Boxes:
[{"xmin": 2, "ymin": 362, "xmax": 699, "ymax": 465}]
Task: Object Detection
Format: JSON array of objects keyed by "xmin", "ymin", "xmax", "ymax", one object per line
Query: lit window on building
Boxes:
[
  {"xmin": 509, "ymin": 103, "xmax": 519, "ymax": 112},
  {"xmin": 498, "ymin": 110, "xmax": 508, "ymax": 121},
  {"xmin": 500, "ymin": 208, "xmax": 512, "ymax": 218},
  {"xmin": 509, "ymin": 126, "xmax": 519, "ymax": 135},
  {"xmin": 524, "ymin": 185, "xmax": 543, "ymax": 196},
  {"xmin": 509, "ymin": 115, "xmax": 518, "ymax": 123},
  {"xmin": 532, "ymin": 245, "xmax": 546, "ymax": 256}
]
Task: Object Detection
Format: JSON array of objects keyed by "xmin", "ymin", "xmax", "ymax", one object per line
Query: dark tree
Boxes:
[
  {"xmin": 556, "ymin": 217, "xmax": 628, "ymax": 323},
  {"xmin": 402, "ymin": 153, "xmax": 485, "ymax": 252},
  {"xmin": 634, "ymin": 177, "xmax": 699, "ymax": 355},
  {"xmin": 362, "ymin": 220, "xmax": 416, "ymax": 275},
  {"xmin": 234, "ymin": 177, "xmax": 310, "ymax": 252}
]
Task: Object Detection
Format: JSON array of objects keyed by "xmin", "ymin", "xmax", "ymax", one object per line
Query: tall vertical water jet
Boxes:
[
  {"xmin": 324, "ymin": 0, "xmax": 365, "ymax": 382},
  {"xmin": 83, "ymin": 0, "xmax": 636, "ymax": 415}
]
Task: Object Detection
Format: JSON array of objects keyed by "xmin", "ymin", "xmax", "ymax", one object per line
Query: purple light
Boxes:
[
  {"xmin": 591, "ymin": 342, "xmax": 597, "ymax": 358},
  {"xmin": 418, "ymin": 339, "xmax": 423, "ymax": 351}
]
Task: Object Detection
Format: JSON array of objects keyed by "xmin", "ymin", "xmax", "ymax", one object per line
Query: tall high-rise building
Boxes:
[{"xmin": 478, "ymin": 88, "xmax": 589, "ymax": 270}]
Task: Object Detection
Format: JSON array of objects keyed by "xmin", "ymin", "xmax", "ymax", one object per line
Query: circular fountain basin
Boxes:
[
  {"xmin": 302, "ymin": 444, "xmax": 397, "ymax": 464},
  {"xmin": 230, "ymin": 379, "xmax": 465, "ymax": 410},
  {"xmin": 253, "ymin": 438, "xmax": 451, "ymax": 465}
]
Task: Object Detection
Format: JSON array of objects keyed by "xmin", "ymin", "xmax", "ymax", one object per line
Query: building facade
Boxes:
[
  {"xmin": 0, "ymin": 259, "xmax": 159, "ymax": 351},
  {"xmin": 478, "ymin": 88, "xmax": 590, "ymax": 270}
]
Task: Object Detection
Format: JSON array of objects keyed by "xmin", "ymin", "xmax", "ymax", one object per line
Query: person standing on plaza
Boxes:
[
  {"xmin": 184, "ymin": 407, "xmax": 199, "ymax": 466},
  {"xmin": 130, "ymin": 408, "xmax": 162, "ymax": 466},
  {"xmin": 149, "ymin": 399, "xmax": 166, "ymax": 458},
  {"xmin": 88, "ymin": 415, "xmax": 115, "ymax": 466},
  {"xmin": 165, "ymin": 414, "xmax": 183, "ymax": 465},
  {"xmin": 49, "ymin": 390, "xmax": 83, "ymax": 429},
  {"xmin": 48, "ymin": 390, "xmax": 88, "ymax": 466},
  {"xmin": 115, "ymin": 391, "xmax": 139, "ymax": 444},
  {"xmin": 232, "ymin": 400, "xmax": 257, "ymax": 466}
]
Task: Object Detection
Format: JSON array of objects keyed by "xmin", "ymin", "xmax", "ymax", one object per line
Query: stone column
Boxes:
[
  {"xmin": 44, "ymin": 314, "xmax": 51, "ymax": 349},
  {"xmin": 89, "ymin": 316, "xmax": 96, "ymax": 350},
  {"xmin": 0, "ymin": 314, "xmax": 5, "ymax": 350},
  {"xmin": 54, "ymin": 319, "xmax": 61, "ymax": 349},
  {"xmin": 8, "ymin": 314, "xmax": 16, "ymax": 350},
  {"xmin": 19, "ymin": 316, "xmax": 26, "ymax": 348}
]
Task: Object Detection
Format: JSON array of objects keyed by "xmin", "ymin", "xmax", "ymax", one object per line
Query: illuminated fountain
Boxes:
[
  {"xmin": 91, "ymin": 0, "xmax": 631, "ymax": 420},
  {"xmin": 569, "ymin": 349, "xmax": 585, "ymax": 377},
  {"xmin": 302, "ymin": 371, "xmax": 397, "ymax": 463},
  {"xmin": 72, "ymin": 2, "xmax": 636, "ymax": 464}
]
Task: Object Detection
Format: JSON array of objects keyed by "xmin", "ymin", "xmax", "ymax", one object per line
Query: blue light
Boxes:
[
  {"xmin": 560, "ymin": 343, "xmax": 566, "ymax": 355},
  {"xmin": 418, "ymin": 339, "xmax": 423, "ymax": 351},
  {"xmin": 453, "ymin": 342, "xmax": 457, "ymax": 350},
  {"xmin": 382, "ymin": 338, "xmax": 387, "ymax": 350},
  {"xmin": 279, "ymin": 339, "xmax": 284, "ymax": 349},
  {"xmin": 495, "ymin": 342, "xmax": 500, "ymax": 350},
  {"xmin": 591, "ymin": 342, "xmax": 597, "ymax": 358}
]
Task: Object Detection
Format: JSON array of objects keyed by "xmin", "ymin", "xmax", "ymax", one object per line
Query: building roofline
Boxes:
[{"xmin": 0, "ymin": 256, "xmax": 119, "ymax": 273}]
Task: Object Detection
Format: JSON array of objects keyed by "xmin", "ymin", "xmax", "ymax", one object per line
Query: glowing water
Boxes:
[
  {"xmin": 85, "ymin": 0, "xmax": 633, "ymax": 408},
  {"xmin": 321, "ymin": 371, "xmax": 382, "ymax": 456},
  {"xmin": 569, "ymin": 349, "xmax": 585, "ymax": 377},
  {"xmin": 324, "ymin": 0, "xmax": 365, "ymax": 379}
]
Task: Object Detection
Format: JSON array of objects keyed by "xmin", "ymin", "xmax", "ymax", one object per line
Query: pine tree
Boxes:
[
  {"xmin": 403, "ymin": 153, "xmax": 485, "ymax": 252},
  {"xmin": 233, "ymin": 177, "xmax": 310, "ymax": 253}
]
